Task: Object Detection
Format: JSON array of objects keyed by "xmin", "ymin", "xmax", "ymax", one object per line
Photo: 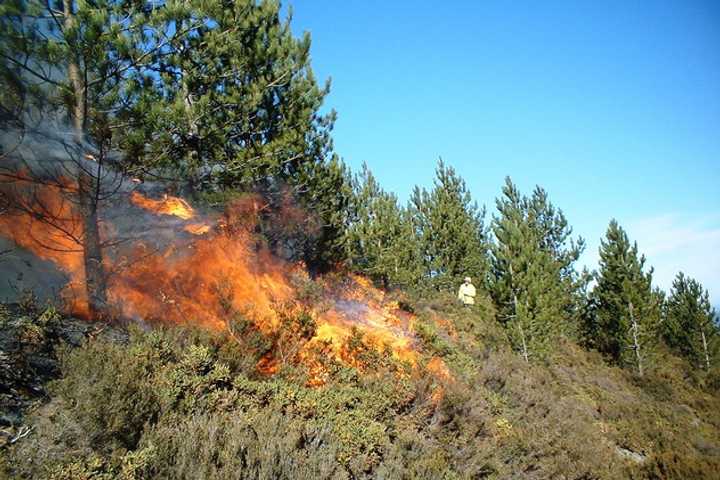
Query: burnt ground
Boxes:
[{"xmin": 0, "ymin": 303, "xmax": 124, "ymax": 448}]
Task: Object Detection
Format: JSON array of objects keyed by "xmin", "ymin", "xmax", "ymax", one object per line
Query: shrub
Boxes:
[
  {"xmin": 48, "ymin": 331, "xmax": 164, "ymax": 452},
  {"xmin": 4, "ymin": 296, "xmax": 720, "ymax": 479},
  {"xmin": 139, "ymin": 412, "xmax": 345, "ymax": 480}
]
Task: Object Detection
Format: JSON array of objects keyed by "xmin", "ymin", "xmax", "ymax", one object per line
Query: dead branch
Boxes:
[{"xmin": 3, "ymin": 426, "xmax": 35, "ymax": 447}]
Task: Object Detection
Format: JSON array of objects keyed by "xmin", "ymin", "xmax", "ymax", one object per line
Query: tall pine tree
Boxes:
[
  {"xmin": 1, "ymin": 0, "xmax": 352, "ymax": 281},
  {"xmin": 116, "ymin": 0, "xmax": 349, "ymax": 269},
  {"xmin": 410, "ymin": 160, "xmax": 489, "ymax": 291},
  {"xmin": 590, "ymin": 220, "xmax": 661, "ymax": 375},
  {"xmin": 663, "ymin": 272, "xmax": 719, "ymax": 371},
  {"xmin": 490, "ymin": 177, "xmax": 584, "ymax": 361}
]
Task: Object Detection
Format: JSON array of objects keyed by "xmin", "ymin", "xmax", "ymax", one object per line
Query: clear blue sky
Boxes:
[{"xmin": 287, "ymin": 0, "xmax": 720, "ymax": 302}]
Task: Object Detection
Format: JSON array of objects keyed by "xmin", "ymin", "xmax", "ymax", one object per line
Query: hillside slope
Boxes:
[{"xmin": 1, "ymin": 293, "xmax": 719, "ymax": 480}]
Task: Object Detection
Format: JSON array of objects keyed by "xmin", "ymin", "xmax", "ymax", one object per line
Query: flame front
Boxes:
[{"xmin": 0, "ymin": 186, "xmax": 420, "ymax": 385}]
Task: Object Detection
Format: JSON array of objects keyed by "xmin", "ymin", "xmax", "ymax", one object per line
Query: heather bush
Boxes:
[
  {"xmin": 3, "ymin": 297, "xmax": 720, "ymax": 479},
  {"xmin": 139, "ymin": 412, "xmax": 345, "ymax": 480},
  {"xmin": 49, "ymin": 332, "xmax": 164, "ymax": 452}
]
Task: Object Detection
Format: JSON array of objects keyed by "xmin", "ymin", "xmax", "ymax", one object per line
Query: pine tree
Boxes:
[
  {"xmin": 113, "ymin": 0, "xmax": 350, "ymax": 269},
  {"xmin": 346, "ymin": 164, "xmax": 422, "ymax": 287},
  {"xmin": 0, "ymin": 0, "xmax": 156, "ymax": 316},
  {"xmin": 293, "ymin": 155, "xmax": 353, "ymax": 272},
  {"xmin": 120, "ymin": 0, "xmax": 334, "ymax": 195},
  {"xmin": 590, "ymin": 220, "xmax": 661, "ymax": 375},
  {"xmin": 490, "ymin": 177, "xmax": 584, "ymax": 361},
  {"xmin": 664, "ymin": 272, "xmax": 719, "ymax": 371},
  {"xmin": 410, "ymin": 159, "xmax": 489, "ymax": 291},
  {"xmin": 3, "ymin": 0, "xmax": 353, "ymax": 271}
]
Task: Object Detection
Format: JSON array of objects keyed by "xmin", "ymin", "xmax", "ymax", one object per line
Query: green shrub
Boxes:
[
  {"xmin": 4, "ymin": 296, "xmax": 720, "ymax": 479},
  {"xmin": 139, "ymin": 412, "xmax": 345, "ymax": 480},
  {"xmin": 49, "ymin": 332, "xmax": 164, "ymax": 451}
]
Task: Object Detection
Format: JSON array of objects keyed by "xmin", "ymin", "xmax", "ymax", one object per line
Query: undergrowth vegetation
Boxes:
[{"xmin": 2, "ymin": 292, "xmax": 719, "ymax": 479}]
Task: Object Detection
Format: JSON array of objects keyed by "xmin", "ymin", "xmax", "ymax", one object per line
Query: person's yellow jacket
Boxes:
[{"xmin": 457, "ymin": 283, "xmax": 476, "ymax": 305}]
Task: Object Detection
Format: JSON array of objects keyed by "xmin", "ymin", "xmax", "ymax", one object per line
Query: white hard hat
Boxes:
[{"xmin": 464, "ymin": 277, "xmax": 471, "ymax": 283}]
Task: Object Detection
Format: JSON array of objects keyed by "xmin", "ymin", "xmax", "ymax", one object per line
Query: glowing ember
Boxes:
[{"xmin": 184, "ymin": 223, "xmax": 211, "ymax": 235}]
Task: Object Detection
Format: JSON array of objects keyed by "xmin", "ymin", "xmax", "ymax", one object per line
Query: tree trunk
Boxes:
[
  {"xmin": 63, "ymin": 0, "xmax": 86, "ymax": 135},
  {"xmin": 181, "ymin": 72, "xmax": 202, "ymax": 192},
  {"xmin": 518, "ymin": 320, "xmax": 529, "ymax": 363},
  {"xmin": 509, "ymin": 263, "xmax": 529, "ymax": 362},
  {"xmin": 64, "ymin": 0, "xmax": 107, "ymax": 318},
  {"xmin": 629, "ymin": 302, "xmax": 643, "ymax": 376},
  {"xmin": 78, "ymin": 168, "xmax": 108, "ymax": 317},
  {"xmin": 701, "ymin": 330, "xmax": 710, "ymax": 372}
]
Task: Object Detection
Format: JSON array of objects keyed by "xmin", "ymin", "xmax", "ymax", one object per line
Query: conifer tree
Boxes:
[
  {"xmin": 120, "ymin": 0, "xmax": 335, "ymax": 195},
  {"xmin": 0, "ymin": 0, "xmax": 159, "ymax": 316},
  {"xmin": 116, "ymin": 0, "xmax": 349, "ymax": 268},
  {"xmin": 346, "ymin": 164, "xmax": 421, "ymax": 287},
  {"xmin": 590, "ymin": 220, "xmax": 661, "ymax": 375},
  {"xmin": 410, "ymin": 160, "xmax": 488, "ymax": 291},
  {"xmin": 293, "ymin": 155, "xmax": 352, "ymax": 271},
  {"xmin": 663, "ymin": 272, "xmax": 719, "ymax": 371},
  {"xmin": 490, "ymin": 177, "xmax": 584, "ymax": 360}
]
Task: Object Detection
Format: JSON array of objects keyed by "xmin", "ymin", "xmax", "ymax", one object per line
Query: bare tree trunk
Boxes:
[
  {"xmin": 509, "ymin": 263, "xmax": 529, "ymax": 363},
  {"xmin": 701, "ymin": 330, "xmax": 710, "ymax": 372},
  {"xmin": 629, "ymin": 302, "xmax": 643, "ymax": 376},
  {"xmin": 64, "ymin": 0, "xmax": 107, "ymax": 318},
  {"xmin": 518, "ymin": 320, "xmax": 529, "ymax": 363},
  {"xmin": 181, "ymin": 72, "xmax": 202, "ymax": 192},
  {"xmin": 63, "ymin": 0, "xmax": 86, "ymax": 136},
  {"xmin": 78, "ymin": 166, "xmax": 108, "ymax": 317}
]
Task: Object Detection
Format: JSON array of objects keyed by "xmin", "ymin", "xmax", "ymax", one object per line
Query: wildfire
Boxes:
[
  {"xmin": 130, "ymin": 191, "xmax": 197, "ymax": 220},
  {"xmin": 0, "ymin": 174, "xmax": 89, "ymax": 317},
  {"xmin": 1, "ymin": 181, "xmax": 426, "ymax": 386},
  {"xmin": 130, "ymin": 191, "xmax": 212, "ymax": 235},
  {"xmin": 107, "ymin": 227, "xmax": 418, "ymax": 385}
]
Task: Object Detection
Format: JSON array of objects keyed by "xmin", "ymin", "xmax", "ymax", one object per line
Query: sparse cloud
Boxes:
[{"xmin": 582, "ymin": 213, "xmax": 720, "ymax": 305}]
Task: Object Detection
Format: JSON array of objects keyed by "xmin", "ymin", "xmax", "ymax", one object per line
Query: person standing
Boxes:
[{"xmin": 457, "ymin": 276, "xmax": 476, "ymax": 307}]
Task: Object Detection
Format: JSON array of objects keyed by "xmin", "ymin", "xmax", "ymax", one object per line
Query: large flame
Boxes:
[
  {"xmin": 0, "ymin": 184, "xmax": 421, "ymax": 385},
  {"xmin": 0, "ymin": 173, "xmax": 90, "ymax": 317}
]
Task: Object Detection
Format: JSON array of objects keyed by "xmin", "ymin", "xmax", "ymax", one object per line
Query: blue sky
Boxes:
[{"xmin": 287, "ymin": 0, "xmax": 720, "ymax": 302}]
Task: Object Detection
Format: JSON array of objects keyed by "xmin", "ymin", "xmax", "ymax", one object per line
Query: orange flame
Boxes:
[
  {"xmin": 130, "ymin": 191, "xmax": 196, "ymax": 220},
  {"xmin": 427, "ymin": 356, "xmax": 452, "ymax": 382},
  {"xmin": 130, "ymin": 191, "xmax": 211, "ymax": 235},
  {"xmin": 0, "ymin": 173, "xmax": 89, "ymax": 317},
  {"xmin": 183, "ymin": 223, "xmax": 211, "ymax": 235},
  {"xmin": 1, "ymin": 181, "xmax": 425, "ymax": 385},
  {"xmin": 426, "ymin": 356, "xmax": 453, "ymax": 404}
]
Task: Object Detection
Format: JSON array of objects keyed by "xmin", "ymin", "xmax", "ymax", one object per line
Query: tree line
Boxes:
[
  {"xmin": 1, "ymin": 0, "xmax": 717, "ymax": 374},
  {"xmin": 347, "ymin": 161, "xmax": 719, "ymax": 375}
]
